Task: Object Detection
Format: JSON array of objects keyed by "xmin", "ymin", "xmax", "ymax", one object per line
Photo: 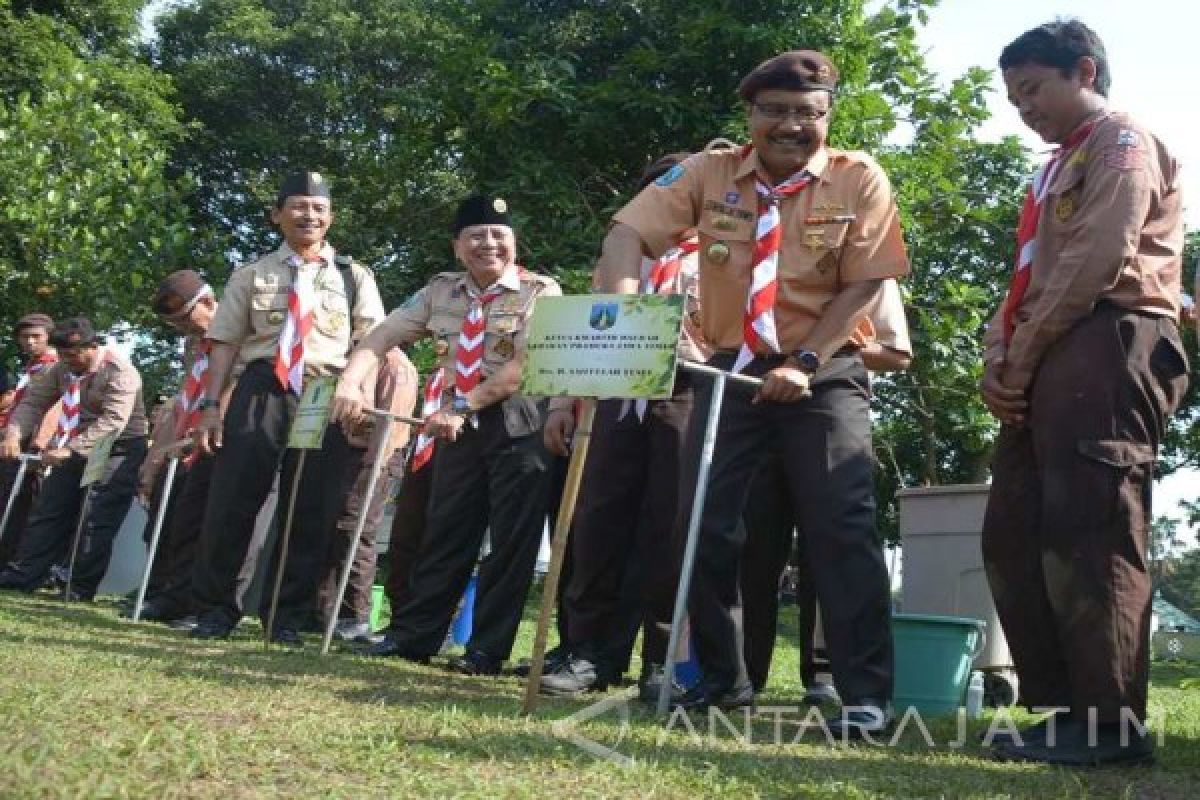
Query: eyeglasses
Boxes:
[{"xmin": 752, "ymin": 103, "xmax": 830, "ymax": 122}]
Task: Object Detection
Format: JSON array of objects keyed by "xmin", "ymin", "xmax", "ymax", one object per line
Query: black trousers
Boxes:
[
  {"xmin": 688, "ymin": 352, "xmax": 892, "ymax": 704},
  {"xmin": 383, "ymin": 451, "xmax": 435, "ymax": 619},
  {"xmin": 0, "ymin": 455, "xmax": 43, "ymax": 565},
  {"xmin": 192, "ymin": 360, "xmax": 353, "ymax": 630},
  {"xmin": 982, "ymin": 306, "xmax": 1188, "ymax": 722},
  {"xmin": 561, "ymin": 374, "xmax": 694, "ymax": 670},
  {"xmin": 147, "ymin": 453, "xmax": 217, "ymax": 616},
  {"xmin": 316, "ymin": 445, "xmax": 381, "ymax": 624},
  {"xmin": 142, "ymin": 464, "xmax": 184, "ymax": 598},
  {"xmin": 389, "ymin": 405, "xmax": 551, "ymax": 660},
  {"xmin": 740, "ymin": 447, "xmax": 826, "ymax": 692},
  {"xmin": 3, "ymin": 438, "xmax": 146, "ymax": 597}
]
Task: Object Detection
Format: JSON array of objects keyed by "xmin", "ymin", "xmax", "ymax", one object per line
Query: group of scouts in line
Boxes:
[{"xmin": 1, "ymin": 18, "xmax": 1196, "ymax": 767}]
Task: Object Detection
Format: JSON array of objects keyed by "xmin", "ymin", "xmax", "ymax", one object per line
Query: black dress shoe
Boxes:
[
  {"xmin": 980, "ymin": 713, "xmax": 1064, "ymax": 747},
  {"xmin": 993, "ymin": 721, "xmax": 1155, "ymax": 766},
  {"xmin": 638, "ymin": 663, "xmax": 687, "ymax": 705},
  {"xmin": 670, "ymin": 685, "xmax": 755, "ymax": 713},
  {"xmin": 358, "ymin": 633, "xmax": 430, "ymax": 663},
  {"xmin": 446, "ymin": 650, "xmax": 503, "ymax": 676},
  {"xmin": 190, "ymin": 617, "xmax": 235, "ymax": 640},
  {"xmin": 269, "ymin": 627, "xmax": 304, "ymax": 647},
  {"xmin": 539, "ymin": 654, "xmax": 606, "ymax": 696},
  {"xmin": 121, "ymin": 600, "xmax": 183, "ymax": 622},
  {"xmin": 60, "ymin": 588, "xmax": 94, "ymax": 603},
  {"xmin": 828, "ymin": 701, "xmax": 894, "ymax": 739},
  {"xmin": 0, "ymin": 570, "xmax": 32, "ymax": 591}
]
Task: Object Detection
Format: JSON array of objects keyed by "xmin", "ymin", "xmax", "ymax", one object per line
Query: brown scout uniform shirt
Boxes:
[
  {"xmin": 344, "ymin": 348, "xmax": 419, "ymax": 460},
  {"xmin": 371, "ymin": 266, "xmax": 562, "ymax": 435},
  {"xmin": 208, "ymin": 243, "xmax": 386, "ymax": 375},
  {"xmin": 6, "ymin": 350, "xmax": 148, "ymax": 457},
  {"xmin": 983, "ymin": 112, "xmax": 1183, "ymax": 390},
  {"xmin": 614, "ymin": 146, "xmax": 910, "ymax": 354}
]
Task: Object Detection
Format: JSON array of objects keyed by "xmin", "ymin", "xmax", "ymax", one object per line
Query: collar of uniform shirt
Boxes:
[
  {"xmin": 279, "ymin": 241, "xmax": 335, "ymax": 267},
  {"xmin": 734, "ymin": 145, "xmax": 833, "ymax": 187},
  {"xmin": 457, "ymin": 264, "xmax": 522, "ymax": 296}
]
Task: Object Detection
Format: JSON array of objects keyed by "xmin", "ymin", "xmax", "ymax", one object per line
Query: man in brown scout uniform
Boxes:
[
  {"xmin": 189, "ymin": 171, "xmax": 385, "ymax": 644},
  {"xmin": 0, "ymin": 317, "xmax": 148, "ymax": 600},
  {"xmin": 593, "ymin": 50, "xmax": 908, "ymax": 734},
  {"xmin": 127, "ymin": 270, "xmax": 224, "ymax": 626},
  {"xmin": 317, "ymin": 346, "xmax": 417, "ymax": 641},
  {"xmin": 0, "ymin": 313, "xmax": 60, "ymax": 565},
  {"xmin": 981, "ymin": 19, "xmax": 1188, "ymax": 766},
  {"xmin": 332, "ymin": 193, "xmax": 561, "ymax": 673}
]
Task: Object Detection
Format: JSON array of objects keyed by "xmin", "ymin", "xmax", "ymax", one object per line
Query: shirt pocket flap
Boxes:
[{"xmin": 251, "ymin": 291, "xmax": 289, "ymax": 312}]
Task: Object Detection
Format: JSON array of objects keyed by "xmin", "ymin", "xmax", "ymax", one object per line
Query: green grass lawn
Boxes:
[{"xmin": 2, "ymin": 590, "xmax": 1199, "ymax": 799}]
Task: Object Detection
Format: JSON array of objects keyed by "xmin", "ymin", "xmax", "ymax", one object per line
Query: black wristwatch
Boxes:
[
  {"xmin": 198, "ymin": 397, "xmax": 219, "ymax": 411},
  {"xmin": 450, "ymin": 395, "xmax": 473, "ymax": 416},
  {"xmin": 791, "ymin": 348, "xmax": 821, "ymax": 374}
]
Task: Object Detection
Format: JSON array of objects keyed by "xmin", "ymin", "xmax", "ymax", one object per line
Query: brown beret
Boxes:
[
  {"xmin": 153, "ymin": 269, "xmax": 211, "ymax": 316},
  {"xmin": 15, "ymin": 313, "xmax": 54, "ymax": 334},
  {"xmin": 637, "ymin": 152, "xmax": 692, "ymax": 192},
  {"xmin": 737, "ymin": 50, "xmax": 838, "ymax": 101}
]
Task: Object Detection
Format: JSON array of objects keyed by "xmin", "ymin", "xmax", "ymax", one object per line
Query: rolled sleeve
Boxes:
[
  {"xmin": 612, "ymin": 157, "xmax": 705, "ymax": 258},
  {"xmin": 207, "ymin": 268, "xmax": 255, "ymax": 345},
  {"xmin": 351, "ymin": 265, "xmax": 386, "ymax": 341},
  {"xmin": 839, "ymin": 161, "xmax": 910, "ymax": 283}
]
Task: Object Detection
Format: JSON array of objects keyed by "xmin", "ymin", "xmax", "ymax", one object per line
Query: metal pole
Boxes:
[
  {"xmin": 62, "ymin": 489, "xmax": 93, "ymax": 606},
  {"xmin": 131, "ymin": 455, "xmax": 182, "ymax": 622},
  {"xmin": 656, "ymin": 362, "xmax": 766, "ymax": 716},
  {"xmin": 264, "ymin": 449, "xmax": 308, "ymax": 648},
  {"xmin": 522, "ymin": 398, "xmax": 597, "ymax": 715},
  {"xmin": 0, "ymin": 454, "xmax": 39, "ymax": 547},
  {"xmin": 320, "ymin": 414, "xmax": 396, "ymax": 655}
]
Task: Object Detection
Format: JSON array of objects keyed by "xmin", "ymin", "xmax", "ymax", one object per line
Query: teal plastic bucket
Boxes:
[{"xmin": 892, "ymin": 613, "xmax": 985, "ymax": 717}]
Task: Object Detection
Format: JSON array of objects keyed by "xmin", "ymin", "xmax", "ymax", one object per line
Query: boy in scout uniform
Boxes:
[
  {"xmin": 0, "ymin": 312, "xmax": 59, "ymax": 565},
  {"xmin": 0, "ymin": 316, "xmax": 148, "ymax": 600},
  {"xmin": 980, "ymin": 20, "xmax": 1188, "ymax": 765},
  {"xmin": 539, "ymin": 152, "xmax": 705, "ymax": 697},
  {"xmin": 332, "ymin": 193, "xmax": 561, "ymax": 674},
  {"xmin": 189, "ymin": 171, "xmax": 385, "ymax": 643},
  {"xmin": 593, "ymin": 50, "xmax": 908, "ymax": 734}
]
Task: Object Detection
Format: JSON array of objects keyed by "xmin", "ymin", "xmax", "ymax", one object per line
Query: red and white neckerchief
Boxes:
[
  {"xmin": 52, "ymin": 348, "xmax": 107, "ymax": 448},
  {"xmin": 175, "ymin": 339, "xmax": 211, "ymax": 463},
  {"xmin": 734, "ymin": 168, "xmax": 815, "ymax": 373},
  {"xmin": 409, "ymin": 367, "xmax": 445, "ymax": 473},
  {"xmin": 274, "ymin": 253, "xmax": 322, "ymax": 394},
  {"xmin": 2, "ymin": 351, "xmax": 58, "ymax": 427},
  {"xmin": 619, "ymin": 237, "xmax": 701, "ymax": 421},
  {"xmin": 1001, "ymin": 119, "xmax": 1099, "ymax": 344},
  {"xmin": 454, "ymin": 282, "xmax": 506, "ymax": 398}
]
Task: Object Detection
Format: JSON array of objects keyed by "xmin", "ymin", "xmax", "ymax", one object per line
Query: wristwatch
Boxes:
[
  {"xmin": 450, "ymin": 395, "xmax": 473, "ymax": 416},
  {"xmin": 197, "ymin": 397, "xmax": 219, "ymax": 411},
  {"xmin": 791, "ymin": 348, "xmax": 821, "ymax": 374}
]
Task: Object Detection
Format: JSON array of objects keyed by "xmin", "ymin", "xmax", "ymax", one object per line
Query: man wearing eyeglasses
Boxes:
[{"xmin": 593, "ymin": 50, "xmax": 908, "ymax": 735}]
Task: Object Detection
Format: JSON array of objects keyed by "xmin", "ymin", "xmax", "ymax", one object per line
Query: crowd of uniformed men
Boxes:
[{"xmin": 1, "ymin": 20, "xmax": 1196, "ymax": 766}]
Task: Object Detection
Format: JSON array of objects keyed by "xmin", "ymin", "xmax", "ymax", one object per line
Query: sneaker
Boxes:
[
  {"xmin": 669, "ymin": 684, "xmax": 754, "ymax": 713},
  {"xmin": 539, "ymin": 654, "xmax": 604, "ymax": 696},
  {"xmin": 269, "ymin": 627, "xmax": 304, "ymax": 648},
  {"xmin": 513, "ymin": 645, "xmax": 568, "ymax": 678},
  {"xmin": 638, "ymin": 663, "xmax": 688, "ymax": 705},
  {"xmin": 802, "ymin": 680, "xmax": 840, "ymax": 706},
  {"xmin": 168, "ymin": 615, "xmax": 199, "ymax": 632},
  {"xmin": 333, "ymin": 620, "xmax": 373, "ymax": 642},
  {"xmin": 190, "ymin": 615, "xmax": 236, "ymax": 640}
]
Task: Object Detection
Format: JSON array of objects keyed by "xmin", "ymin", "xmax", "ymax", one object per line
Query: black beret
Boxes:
[
  {"xmin": 49, "ymin": 316, "xmax": 99, "ymax": 349},
  {"xmin": 275, "ymin": 171, "xmax": 331, "ymax": 207},
  {"xmin": 452, "ymin": 194, "xmax": 513, "ymax": 235},
  {"xmin": 737, "ymin": 50, "xmax": 839, "ymax": 101},
  {"xmin": 14, "ymin": 313, "xmax": 54, "ymax": 335},
  {"xmin": 153, "ymin": 269, "xmax": 211, "ymax": 316}
]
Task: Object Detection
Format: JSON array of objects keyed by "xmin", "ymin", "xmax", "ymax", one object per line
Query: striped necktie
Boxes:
[
  {"xmin": 734, "ymin": 170, "xmax": 814, "ymax": 373},
  {"xmin": 454, "ymin": 284, "xmax": 504, "ymax": 397},
  {"xmin": 1001, "ymin": 120, "xmax": 1097, "ymax": 344},
  {"xmin": 275, "ymin": 255, "xmax": 317, "ymax": 393}
]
